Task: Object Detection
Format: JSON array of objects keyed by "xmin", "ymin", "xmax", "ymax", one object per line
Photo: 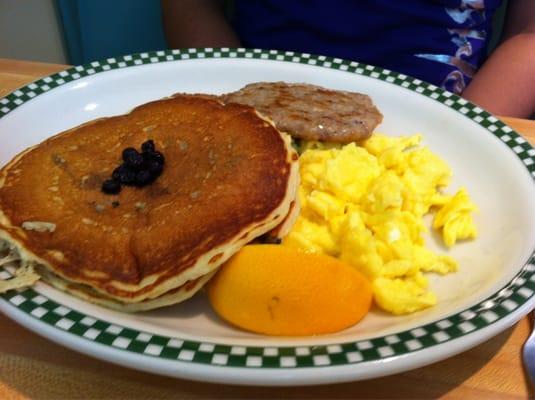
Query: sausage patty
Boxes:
[{"xmin": 222, "ymin": 82, "xmax": 383, "ymax": 143}]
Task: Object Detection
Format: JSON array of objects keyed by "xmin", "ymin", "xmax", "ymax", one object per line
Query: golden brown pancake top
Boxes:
[{"xmin": 0, "ymin": 94, "xmax": 296, "ymax": 299}]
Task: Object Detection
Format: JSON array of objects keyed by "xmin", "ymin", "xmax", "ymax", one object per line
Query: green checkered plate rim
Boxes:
[{"xmin": 1, "ymin": 48, "xmax": 535, "ymax": 371}]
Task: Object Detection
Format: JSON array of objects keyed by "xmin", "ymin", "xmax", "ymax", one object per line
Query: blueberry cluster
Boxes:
[{"xmin": 101, "ymin": 140, "xmax": 165, "ymax": 195}]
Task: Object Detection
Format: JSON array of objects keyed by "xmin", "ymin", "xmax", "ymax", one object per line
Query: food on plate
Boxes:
[
  {"xmin": 207, "ymin": 244, "xmax": 372, "ymax": 336},
  {"xmin": 222, "ymin": 81, "xmax": 383, "ymax": 143},
  {"xmin": 283, "ymin": 134, "xmax": 478, "ymax": 314},
  {"xmin": 433, "ymin": 188, "xmax": 478, "ymax": 247},
  {"xmin": 0, "ymin": 94, "xmax": 299, "ymax": 311},
  {"xmin": 259, "ymin": 196, "xmax": 301, "ymax": 244},
  {"xmin": 0, "ymin": 77, "xmax": 477, "ymax": 329}
]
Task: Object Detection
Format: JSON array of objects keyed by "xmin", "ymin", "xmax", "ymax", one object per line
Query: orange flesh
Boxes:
[{"xmin": 207, "ymin": 245, "xmax": 372, "ymax": 336}]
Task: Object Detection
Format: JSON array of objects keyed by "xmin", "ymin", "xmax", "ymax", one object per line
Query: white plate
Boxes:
[{"xmin": 1, "ymin": 49, "xmax": 535, "ymax": 386}]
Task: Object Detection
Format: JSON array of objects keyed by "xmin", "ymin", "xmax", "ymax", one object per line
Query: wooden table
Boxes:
[{"xmin": 0, "ymin": 58, "xmax": 534, "ymax": 399}]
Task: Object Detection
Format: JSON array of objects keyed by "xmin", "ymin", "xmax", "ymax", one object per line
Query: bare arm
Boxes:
[
  {"xmin": 161, "ymin": 0, "xmax": 241, "ymax": 48},
  {"xmin": 462, "ymin": 0, "xmax": 535, "ymax": 118}
]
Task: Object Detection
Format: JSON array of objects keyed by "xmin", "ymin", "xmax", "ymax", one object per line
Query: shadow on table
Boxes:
[{"xmin": 0, "ymin": 319, "xmax": 528, "ymax": 400}]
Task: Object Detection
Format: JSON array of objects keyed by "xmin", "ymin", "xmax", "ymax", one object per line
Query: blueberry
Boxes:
[
  {"xmin": 113, "ymin": 164, "xmax": 137, "ymax": 184},
  {"xmin": 112, "ymin": 164, "xmax": 126, "ymax": 181},
  {"xmin": 150, "ymin": 151, "xmax": 165, "ymax": 165},
  {"xmin": 141, "ymin": 151, "xmax": 152, "ymax": 165},
  {"xmin": 119, "ymin": 168, "xmax": 137, "ymax": 185},
  {"xmin": 127, "ymin": 154, "xmax": 144, "ymax": 170},
  {"xmin": 109, "ymin": 143, "xmax": 165, "ymax": 189},
  {"xmin": 142, "ymin": 149, "xmax": 163, "ymax": 162},
  {"xmin": 141, "ymin": 140, "xmax": 155, "ymax": 153},
  {"xmin": 135, "ymin": 170, "xmax": 153, "ymax": 186},
  {"xmin": 147, "ymin": 160, "xmax": 164, "ymax": 176},
  {"xmin": 122, "ymin": 147, "xmax": 138, "ymax": 162},
  {"xmin": 101, "ymin": 179, "xmax": 121, "ymax": 194},
  {"xmin": 123, "ymin": 148, "xmax": 144, "ymax": 169}
]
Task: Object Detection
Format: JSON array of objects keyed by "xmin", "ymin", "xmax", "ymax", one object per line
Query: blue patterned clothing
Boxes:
[{"xmin": 232, "ymin": 0, "xmax": 503, "ymax": 94}]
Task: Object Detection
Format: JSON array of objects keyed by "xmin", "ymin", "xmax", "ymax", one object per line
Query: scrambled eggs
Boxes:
[{"xmin": 283, "ymin": 134, "xmax": 477, "ymax": 314}]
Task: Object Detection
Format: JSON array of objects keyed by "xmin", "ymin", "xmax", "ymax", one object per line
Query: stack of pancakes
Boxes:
[{"xmin": 0, "ymin": 94, "xmax": 299, "ymax": 311}]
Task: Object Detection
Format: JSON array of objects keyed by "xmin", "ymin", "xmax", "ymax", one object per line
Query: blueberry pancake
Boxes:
[{"xmin": 0, "ymin": 94, "xmax": 299, "ymax": 311}]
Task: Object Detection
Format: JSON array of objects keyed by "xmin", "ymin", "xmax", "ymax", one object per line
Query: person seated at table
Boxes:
[{"xmin": 161, "ymin": 0, "xmax": 535, "ymax": 118}]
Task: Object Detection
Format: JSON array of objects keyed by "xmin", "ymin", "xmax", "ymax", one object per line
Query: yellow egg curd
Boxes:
[{"xmin": 284, "ymin": 134, "xmax": 478, "ymax": 314}]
